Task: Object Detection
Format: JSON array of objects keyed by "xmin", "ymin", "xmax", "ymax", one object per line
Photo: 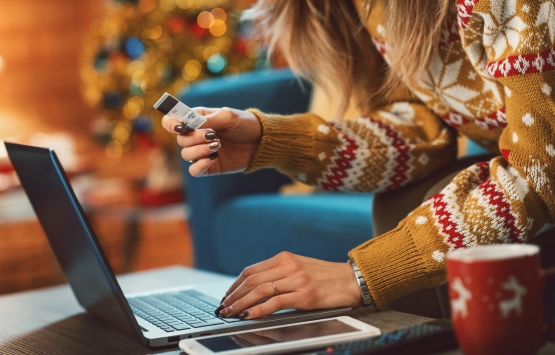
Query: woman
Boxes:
[{"xmin": 162, "ymin": 0, "xmax": 555, "ymax": 320}]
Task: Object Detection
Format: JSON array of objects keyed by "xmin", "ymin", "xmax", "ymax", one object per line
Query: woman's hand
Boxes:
[
  {"xmin": 214, "ymin": 252, "xmax": 364, "ymax": 320},
  {"xmin": 161, "ymin": 107, "xmax": 262, "ymax": 177}
]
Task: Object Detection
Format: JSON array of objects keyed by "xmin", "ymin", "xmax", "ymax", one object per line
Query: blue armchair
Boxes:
[{"xmin": 179, "ymin": 69, "xmax": 374, "ymax": 275}]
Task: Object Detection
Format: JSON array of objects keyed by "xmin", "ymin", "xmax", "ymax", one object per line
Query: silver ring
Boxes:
[{"xmin": 271, "ymin": 281, "xmax": 279, "ymax": 296}]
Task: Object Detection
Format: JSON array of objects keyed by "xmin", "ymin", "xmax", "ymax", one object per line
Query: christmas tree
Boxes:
[{"xmin": 81, "ymin": 0, "xmax": 263, "ymax": 159}]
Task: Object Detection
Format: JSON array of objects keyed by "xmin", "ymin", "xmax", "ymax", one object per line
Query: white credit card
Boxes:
[{"xmin": 153, "ymin": 92, "xmax": 207, "ymax": 130}]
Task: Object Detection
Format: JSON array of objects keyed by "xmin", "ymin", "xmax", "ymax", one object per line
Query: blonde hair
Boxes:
[{"xmin": 243, "ymin": 0, "xmax": 452, "ymax": 116}]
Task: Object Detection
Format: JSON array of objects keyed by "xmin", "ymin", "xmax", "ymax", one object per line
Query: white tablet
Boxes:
[{"xmin": 179, "ymin": 316, "xmax": 380, "ymax": 355}]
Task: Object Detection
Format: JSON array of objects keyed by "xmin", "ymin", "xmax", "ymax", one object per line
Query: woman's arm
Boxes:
[
  {"xmin": 349, "ymin": 0, "xmax": 555, "ymax": 308},
  {"xmin": 245, "ymin": 98, "xmax": 457, "ymax": 192},
  {"xmin": 162, "ymin": 96, "xmax": 458, "ymax": 193}
]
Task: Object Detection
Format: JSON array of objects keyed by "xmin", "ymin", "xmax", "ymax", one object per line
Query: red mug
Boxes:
[{"xmin": 446, "ymin": 244, "xmax": 555, "ymax": 355}]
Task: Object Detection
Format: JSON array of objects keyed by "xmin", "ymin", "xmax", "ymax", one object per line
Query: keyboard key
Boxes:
[
  {"xmin": 222, "ymin": 318, "xmax": 243, "ymax": 323},
  {"xmin": 190, "ymin": 320, "xmax": 225, "ymax": 328},
  {"xmin": 173, "ymin": 325, "xmax": 191, "ymax": 330}
]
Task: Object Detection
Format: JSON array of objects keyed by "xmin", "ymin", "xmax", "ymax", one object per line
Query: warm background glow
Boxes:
[{"xmin": 0, "ymin": 0, "xmax": 104, "ymax": 149}]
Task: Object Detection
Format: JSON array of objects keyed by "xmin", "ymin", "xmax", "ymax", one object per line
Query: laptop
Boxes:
[{"xmin": 5, "ymin": 142, "xmax": 349, "ymax": 348}]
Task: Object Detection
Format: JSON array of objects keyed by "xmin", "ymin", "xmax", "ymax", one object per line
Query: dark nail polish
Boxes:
[
  {"xmin": 208, "ymin": 152, "xmax": 219, "ymax": 160},
  {"xmin": 205, "ymin": 131, "xmax": 218, "ymax": 140},
  {"xmin": 219, "ymin": 307, "xmax": 231, "ymax": 317},
  {"xmin": 208, "ymin": 141, "xmax": 221, "ymax": 151},
  {"xmin": 220, "ymin": 296, "xmax": 226, "ymax": 304},
  {"xmin": 238, "ymin": 311, "xmax": 249, "ymax": 320},
  {"xmin": 174, "ymin": 125, "xmax": 189, "ymax": 134},
  {"xmin": 214, "ymin": 304, "xmax": 225, "ymax": 316}
]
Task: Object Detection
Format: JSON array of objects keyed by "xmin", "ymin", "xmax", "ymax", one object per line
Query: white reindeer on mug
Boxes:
[
  {"xmin": 499, "ymin": 275, "xmax": 528, "ymax": 318},
  {"xmin": 451, "ymin": 277, "xmax": 472, "ymax": 319}
]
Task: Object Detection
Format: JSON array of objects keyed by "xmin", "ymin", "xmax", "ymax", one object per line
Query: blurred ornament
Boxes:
[
  {"xmin": 207, "ymin": 53, "xmax": 227, "ymax": 73},
  {"xmin": 81, "ymin": 0, "xmax": 264, "ymax": 158},
  {"xmin": 125, "ymin": 38, "xmax": 145, "ymax": 59}
]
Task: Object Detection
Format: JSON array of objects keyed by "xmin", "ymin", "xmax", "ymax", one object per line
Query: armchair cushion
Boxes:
[{"xmin": 212, "ymin": 193, "xmax": 373, "ymax": 275}]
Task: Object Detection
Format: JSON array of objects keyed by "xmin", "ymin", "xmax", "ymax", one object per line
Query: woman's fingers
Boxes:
[
  {"xmin": 224, "ymin": 252, "xmax": 291, "ymax": 299},
  {"xmin": 188, "ymin": 154, "xmax": 219, "ymax": 177},
  {"xmin": 179, "ymin": 140, "xmax": 221, "ymax": 162},
  {"xmin": 220, "ymin": 268, "xmax": 289, "ymax": 315},
  {"xmin": 161, "ymin": 115, "xmax": 187, "ymax": 133},
  {"xmin": 176, "ymin": 129, "xmax": 218, "ymax": 147},
  {"xmin": 218, "ymin": 281, "xmax": 281, "ymax": 317},
  {"xmin": 238, "ymin": 293, "xmax": 299, "ymax": 320}
]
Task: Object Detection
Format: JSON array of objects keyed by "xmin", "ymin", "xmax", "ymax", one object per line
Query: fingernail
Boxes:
[
  {"xmin": 208, "ymin": 140, "xmax": 221, "ymax": 151},
  {"xmin": 238, "ymin": 311, "xmax": 249, "ymax": 320},
  {"xmin": 219, "ymin": 307, "xmax": 232, "ymax": 317},
  {"xmin": 208, "ymin": 152, "xmax": 219, "ymax": 160},
  {"xmin": 220, "ymin": 296, "xmax": 227, "ymax": 304},
  {"xmin": 174, "ymin": 125, "xmax": 188, "ymax": 134},
  {"xmin": 205, "ymin": 131, "xmax": 218, "ymax": 140},
  {"xmin": 214, "ymin": 304, "xmax": 225, "ymax": 316}
]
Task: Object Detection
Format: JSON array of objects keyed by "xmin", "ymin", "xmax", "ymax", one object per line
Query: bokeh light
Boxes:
[
  {"xmin": 112, "ymin": 121, "xmax": 131, "ymax": 143},
  {"xmin": 123, "ymin": 96, "xmax": 144, "ymax": 119},
  {"xmin": 207, "ymin": 54, "xmax": 227, "ymax": 73},
  {"xmin": 197, "ymin": 11, "xmax": 214, "ymax": 29},
  {"xmin": 211, "ymin": 8, "xmax": 226, "ymax": 21},
  {"xmin": 209, "ymin": 19, "xmax": 226, "ymax": 36},
  {"xmin": 183, "ymin": 59, "xmax": 201, "ymax": 78},
  {"xmin": 125, "ymin": 38, "xmax": 145, "ymax": 59},
  {"xmin": 143, "ymin": 25, "xmax": 162, "ymax": 40}
]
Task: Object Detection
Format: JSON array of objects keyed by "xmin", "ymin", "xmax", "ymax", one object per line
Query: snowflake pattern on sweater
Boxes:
[{"xmin": 246, "ymin": 0, "xmax": 555, "ymax": 308}]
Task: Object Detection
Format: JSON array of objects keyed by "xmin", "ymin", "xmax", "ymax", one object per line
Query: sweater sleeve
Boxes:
[
  {"xmin": 349, "ymin": 0, "xmax": 555, "ymax": 308},
  {"xmin": 246, "ymin": 92, "xmax": 457, "ymax": 193}
]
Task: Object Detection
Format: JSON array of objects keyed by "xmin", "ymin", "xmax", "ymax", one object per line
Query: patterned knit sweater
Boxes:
[{"xmin": 246, "ymin": 0, "xmax": 555, "ymax": 308}]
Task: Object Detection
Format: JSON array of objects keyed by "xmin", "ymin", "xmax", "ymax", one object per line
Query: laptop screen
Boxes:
[{"xmin": 5, "ymin": 142, "xmax": 143, "ymax": 343}]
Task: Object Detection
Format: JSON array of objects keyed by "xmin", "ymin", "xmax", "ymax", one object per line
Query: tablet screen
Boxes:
[{"xmin": 197, "ymin": 319, "xmax": 359, "ymax": 352}]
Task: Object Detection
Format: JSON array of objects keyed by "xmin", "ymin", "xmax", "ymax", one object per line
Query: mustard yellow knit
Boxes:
[{"xmin": 247, "ymin": 0, "xmax": 555, "ymax": 308}]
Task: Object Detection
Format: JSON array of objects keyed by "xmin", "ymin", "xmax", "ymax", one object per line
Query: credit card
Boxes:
[{"xmin": 153, "ymin": 92, "xmax": 207, "ymax": 130}]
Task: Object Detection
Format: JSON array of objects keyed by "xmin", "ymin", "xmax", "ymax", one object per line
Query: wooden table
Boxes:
[{"xmin": 0, "ymin": 266, "xmax": 553, "ymax": 355}]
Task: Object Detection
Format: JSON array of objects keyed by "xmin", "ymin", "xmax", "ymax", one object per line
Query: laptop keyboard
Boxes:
[{"xmin": 128, "ymin": 290, "xmax": 242, "ymax": 333}]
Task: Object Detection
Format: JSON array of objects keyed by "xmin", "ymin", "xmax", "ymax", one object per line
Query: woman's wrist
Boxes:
[{"xmin": 349, "ymin": 259, "xmax": 375, "ymax": 308}]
